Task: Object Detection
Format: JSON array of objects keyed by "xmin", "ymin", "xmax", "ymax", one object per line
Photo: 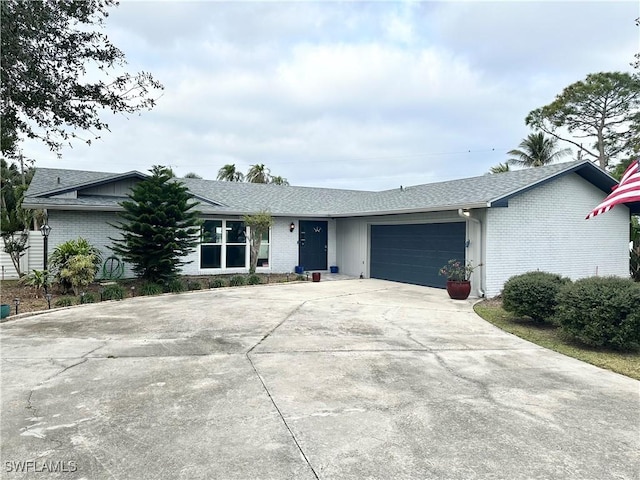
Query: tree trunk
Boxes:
[{"xmin": 249, "ymin": 234, "xmax": 261, "ymax": 274}]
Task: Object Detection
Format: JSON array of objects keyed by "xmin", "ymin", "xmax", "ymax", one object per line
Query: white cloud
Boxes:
[{"xmin": 20, "ymin": 1, "xmax": 639, "ymax": 191}]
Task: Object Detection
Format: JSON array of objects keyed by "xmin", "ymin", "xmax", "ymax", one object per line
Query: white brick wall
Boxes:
[
  {"xmin": 484, "ymin": 173, "xmax": 630, "ymax": 297},
  {"xmin": 47, "ymin": 210, "xmax": 136, "ymax": 279}
]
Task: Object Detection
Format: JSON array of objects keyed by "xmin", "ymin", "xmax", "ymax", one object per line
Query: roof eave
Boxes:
[{"xmin": 488, "ymin": 160, "xmax": 617, "ymax": 206}]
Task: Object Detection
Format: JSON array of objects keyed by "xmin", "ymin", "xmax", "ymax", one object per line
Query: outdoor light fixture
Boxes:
[
  {"xmin": 39, "ymin": 223, "xmax": 51, "ymax": 238},
  {"xmin": 13, "ymin": 298, "xmax": 19, "ymax": 315},
  {"xmin": 40, "ymin": 221, "xmax": 52, "ymax": 294},
  {"xmin": 289, "ymin": 222, "xmax": 295, "ymax": 232}
]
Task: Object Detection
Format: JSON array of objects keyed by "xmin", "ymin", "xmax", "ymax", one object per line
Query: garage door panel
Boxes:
[{"xmin": 370, "ymin": 223, "xmax": 465, "ymax": 288}]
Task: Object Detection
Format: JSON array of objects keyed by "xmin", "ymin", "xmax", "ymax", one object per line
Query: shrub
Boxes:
[
  {"xmin": 60, "ymin": 254, "xmax": 100, "ymax": 295},
  {"xmin": 187, "ymin": 280, "xmax": 202, "ymax": 290},
  {"xmin": 22, "ymin": 269, "xmax": 51, "ymax": 296},
  {"xmin": 247, "ymin": 274, "xmax": 261, "ymax": 285},
  {"xmin": 555, "ymin": 277, "xmax": 640, "ymax": 351},
  {"xmin": 229, "ymin": 275, "xmax": 246, "ymax": 287},
  {"xmin": 54, "ymin": 297, "xmax": 74, "ymax": 307},
  {"xmin": 49, "ymin": 238, "xmax": 102, "ymax": 293},
  {"xmin": 102, "ymin": 284, "xmax": 125, "ymax": 301},
  {"xmin": 80, "ymin": 292, "xmax": 96, "ymax": 304},
  {"xmin": 167, "ymin": 278, "xmax": 185, "ymax": 293},
  {"xmin": 139, "ymin": 282, "xmax": 163, "ymax": 296},
  {"xmin": 295, "ymin": 274, "xmax": 306, "ymax": 281},
  {"xmin": 209, "ymin": 278, "xmax": 225, "ymax": 288},
  {"xmin": 502, "ymin": 271, "xmax": 570, "ymax": 323}
]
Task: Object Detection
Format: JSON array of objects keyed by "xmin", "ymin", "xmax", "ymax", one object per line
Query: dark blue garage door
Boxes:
[{"xmin": 370, "ymin": 223, "xmax": 466, "ymax": 288}]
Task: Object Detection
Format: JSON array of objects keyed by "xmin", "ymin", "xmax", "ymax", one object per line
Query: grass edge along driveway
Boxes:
[{"xmin": 474, "ymin": 301, "xmax": 640, "ymax": 381}]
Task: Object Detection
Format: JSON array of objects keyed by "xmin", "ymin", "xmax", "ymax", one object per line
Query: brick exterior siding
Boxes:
[{"xmin": 484, "ymin": 173, "xmax": 630, "ymax": 297}]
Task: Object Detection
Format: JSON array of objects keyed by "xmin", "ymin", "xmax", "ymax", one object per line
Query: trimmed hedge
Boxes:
[
  {"xmin": 502, "ymin": 271, "xmax": 570, "ymax": 323},
  {"xmin": 247, "ymin": 274, "xmax": 261, "ymax": 285},
  {"xmin": 555, "ymin": 277, "xmax": 640, "ymax": 351}
]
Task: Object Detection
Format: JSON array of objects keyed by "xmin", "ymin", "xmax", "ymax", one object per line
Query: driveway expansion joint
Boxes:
[{"xmin": 246, "ymin": 354, "xmax": 320, "ymax": 480}]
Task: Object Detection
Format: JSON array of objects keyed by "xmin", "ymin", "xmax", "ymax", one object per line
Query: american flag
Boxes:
[{"xmin": 586, "ymin": 159, "xmax": 640, "ymax": 219}]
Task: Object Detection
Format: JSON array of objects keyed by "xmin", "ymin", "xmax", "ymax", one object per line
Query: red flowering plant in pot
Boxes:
[{"xmin": 439, "ymin": 259, "xmax": 480, "ymax": 300}]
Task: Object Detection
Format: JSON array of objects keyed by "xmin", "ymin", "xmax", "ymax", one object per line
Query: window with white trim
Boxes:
[{"xmin": 200, "ymin": 220, "xmax": 270, "ymax": 270}]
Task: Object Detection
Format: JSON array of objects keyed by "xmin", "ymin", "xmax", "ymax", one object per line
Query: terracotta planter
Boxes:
[
  {"xmin": 312, "ymin": 272, "xmax": 321, "ymax": 282},
  {"xmin": 446, "ymin": 280, "xmax": 471, "ymax": 300}
]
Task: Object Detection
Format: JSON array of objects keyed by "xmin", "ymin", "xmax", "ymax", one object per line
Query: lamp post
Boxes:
[{"xmin": 40, "ymin": 222, "xmax": 51, "ymax": 294}]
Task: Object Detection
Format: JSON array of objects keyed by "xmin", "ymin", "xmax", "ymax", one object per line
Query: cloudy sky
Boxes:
[{"xmin": 23, "ymin": 0, "xmax": 639, "ymax": 190}]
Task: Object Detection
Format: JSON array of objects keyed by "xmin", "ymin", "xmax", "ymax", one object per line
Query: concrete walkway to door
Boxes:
[{"xmin": 1, "ymin": 279, "xmax": 638, "ymax": 479}]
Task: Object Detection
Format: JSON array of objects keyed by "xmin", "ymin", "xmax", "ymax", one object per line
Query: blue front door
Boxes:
[{"xmin": 299, "ymin": 220, "xmax": 328, "ymax": 271}]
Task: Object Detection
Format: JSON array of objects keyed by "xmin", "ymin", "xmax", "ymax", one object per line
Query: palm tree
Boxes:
[
  {"xmin": 246, "ymin": 164, "xmax": 271, "ymax": 183},
  {"xmin": 270, "ymin": 175, "xmax": 289, "ymax": 186},
  {"xmin": 488, "ymin": 163, "xmax": 510, "ymax": 174},
  {"xmin": 507, "ymin": 133, "xmax": 571, "ymax": 167},
  {"xmin": 183, "ymin": 172, "xmax": 202, "ymax": 179},
  {"xmin": 217, "ymin": 164, "xmax": 244, "ymax": 182}
]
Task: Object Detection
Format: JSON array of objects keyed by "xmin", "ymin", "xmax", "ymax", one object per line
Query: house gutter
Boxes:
[{"xmin": 458, "ymin": 208, "xmax": 485, "ymax": 298}]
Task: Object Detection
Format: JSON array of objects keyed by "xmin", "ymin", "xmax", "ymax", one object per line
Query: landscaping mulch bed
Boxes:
[{"xmin": 0, "ymin": 273, "xmax": 296, "ymax": 316}]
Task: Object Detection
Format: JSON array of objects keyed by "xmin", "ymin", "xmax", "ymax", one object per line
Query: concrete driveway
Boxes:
[{"xmin": 1, "ymin": 279, "xmax": 638, "ymax": 479}]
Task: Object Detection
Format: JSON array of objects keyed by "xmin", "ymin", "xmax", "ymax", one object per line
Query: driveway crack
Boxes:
[
  {"xmin": 246, "ymin": 354, "xmax": 319, "ymax": 480},
  {"xmin": 247, "ymin": 302, "xmax": 307, "ymax": 354},
  {"xmin": 26, "ymin": 356, "xmax": 91, "ymax": 418}
]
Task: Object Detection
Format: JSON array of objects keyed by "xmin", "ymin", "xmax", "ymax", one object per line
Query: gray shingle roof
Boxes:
[{"xmin": 24, "ymin": 160, "xmax": 617, "ymax": 216}]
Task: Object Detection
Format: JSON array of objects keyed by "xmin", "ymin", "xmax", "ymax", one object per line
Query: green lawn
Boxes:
[{"xmin": 474, "ymin": 302, "xmax": 640, "ymax": 381}]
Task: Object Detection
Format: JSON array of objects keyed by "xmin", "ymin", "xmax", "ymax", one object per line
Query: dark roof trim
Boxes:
[{"xmin": 488, "ymin": 161, "xmax": 618, "ymax": 207}]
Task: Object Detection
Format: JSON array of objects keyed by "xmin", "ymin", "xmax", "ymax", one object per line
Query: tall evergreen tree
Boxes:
[{"xmin": 110, "ymin": 166, "xmax": 200, "ymax": 283}]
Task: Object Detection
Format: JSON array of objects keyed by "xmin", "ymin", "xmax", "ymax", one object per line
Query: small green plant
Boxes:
[
  {"xmin": 102, "ymin": 284, "xmax": 125, "ymax": 301},
  {"xmin": 502, "ymin": 271, "xmax": 570, "ymax": 323},
  {"xmin": 229, "ymin": 275, "xmax": 246, "ymax": 287},
  {"xmin": 79, "ymin": 292, "xmax": 96, "ymax": 304},
  {"xmin": 555, "ymin": 277, "xmax": 640, "ymax": 351},
  {"xmin": 209, "ymin": 278, "xmax": 225, "ymax": 288},
  {"xmin": 295, "ymin": 274, "xmax": 305, "ymax": 281},
  {"xmin": 140, "ymin": 282, "xmax": 163, "ymax": 296},
  {"xmin": 167, "ymin": 278, "xmax": 185, "ymax": 293},
  {"xmin": 54, "ymin": 297, "xmax": 74, "ymax": 307},
  {"xmin": 22, "ymin": 269, "xmax": 51, "ymax": 296},
  {"xmin": 187, "ymin": 280, "xmax": 202, "ymax": 290},
  {"xmin": 247, "ymin": 274, "xmax": 261, "ymax": 285}
]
